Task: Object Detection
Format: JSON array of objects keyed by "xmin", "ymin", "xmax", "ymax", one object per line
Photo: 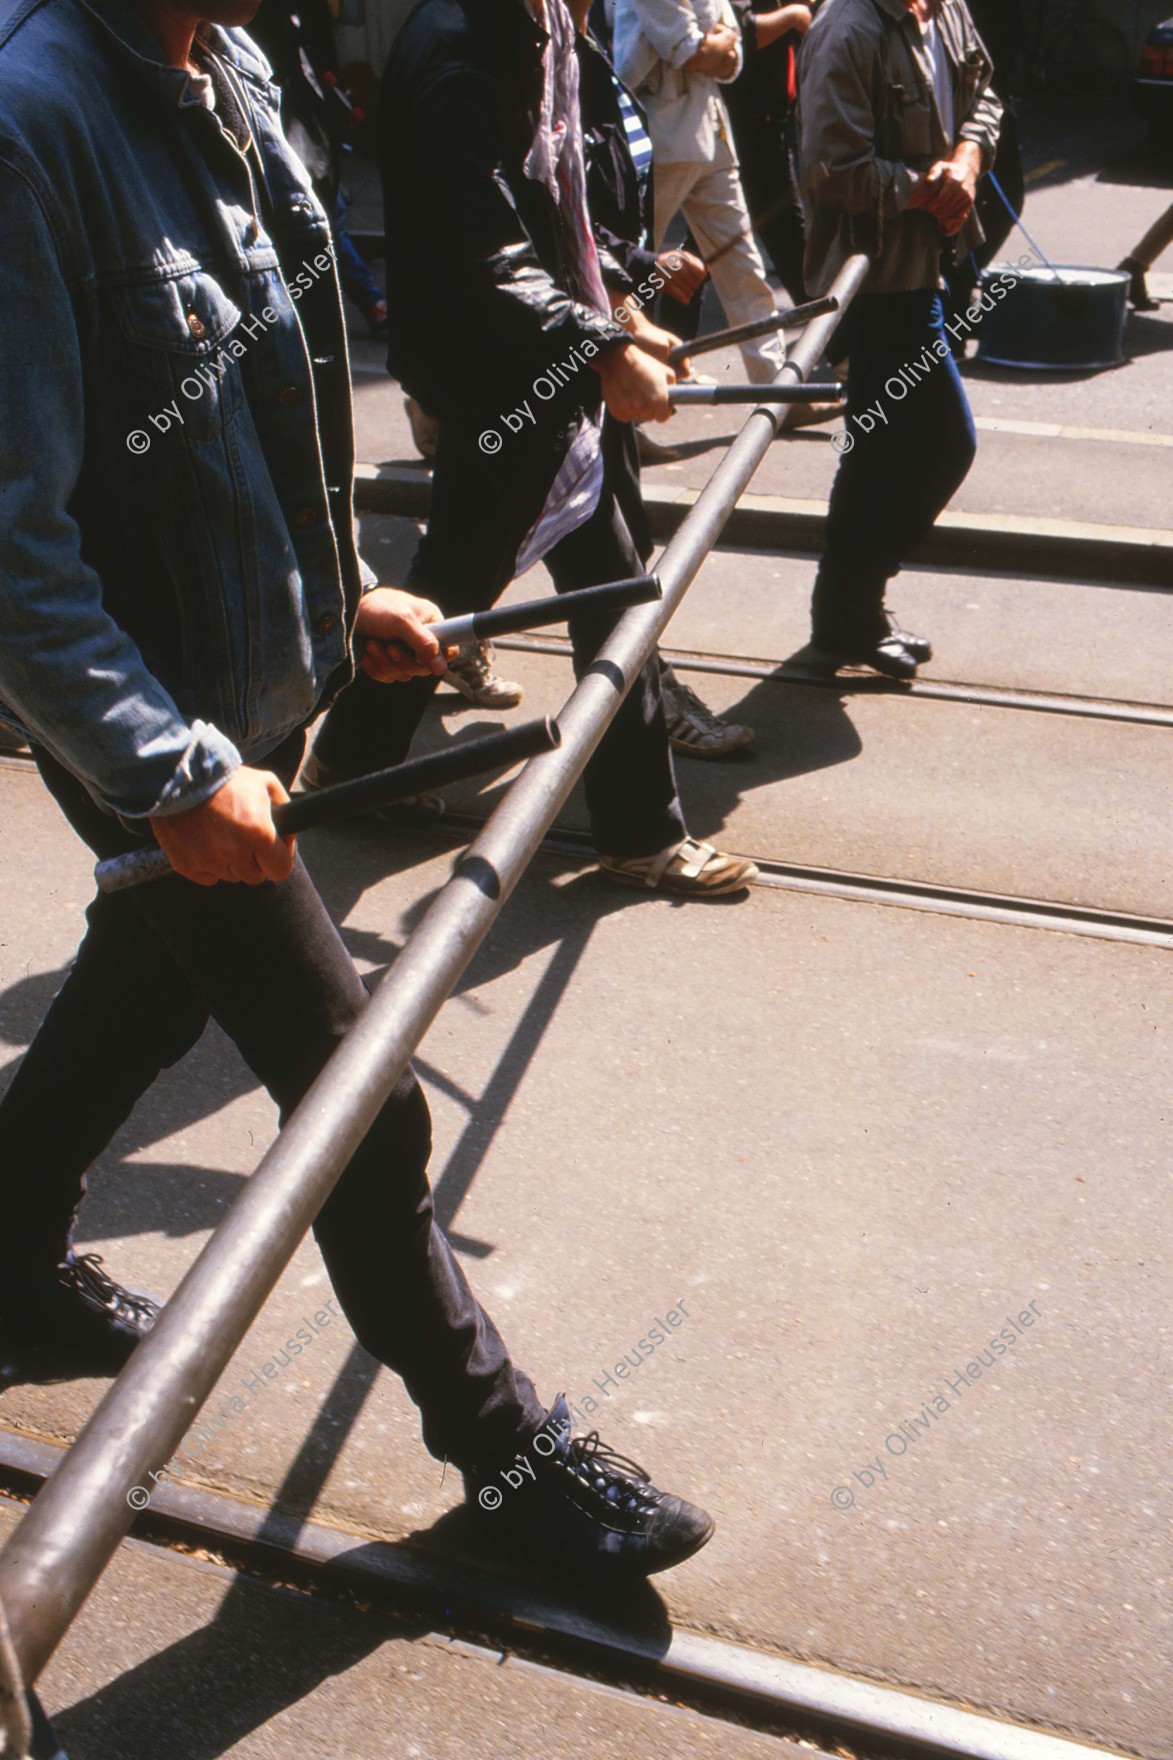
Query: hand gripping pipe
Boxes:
[
  {"xmin": 0, "ymin": 254, "xmax": 869, "ymax": 1693},
  {"xmin": 95, "ymin": 719, "xmax": 565, "ymax": 894}
]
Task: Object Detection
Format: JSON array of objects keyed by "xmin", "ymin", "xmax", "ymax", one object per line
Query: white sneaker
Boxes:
[
  {"xmin": 442, "ymin": 641, "xmax": 523, "ymax": 710},
  {"xmin": 599, "ymin": 838, "xmax": 758, "ymax": 897}
]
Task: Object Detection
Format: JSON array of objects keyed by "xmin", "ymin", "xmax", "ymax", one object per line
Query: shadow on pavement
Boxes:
[{"xmin": 47, "ymin": 1332, "xmax": 672, "ymax": 1760}]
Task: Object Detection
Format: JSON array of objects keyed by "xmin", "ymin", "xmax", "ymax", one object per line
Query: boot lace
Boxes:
[
  {"xmin": 563, "ymin": 1432, "xmax": 663, "ymax": 1519},
  {"xmin": 60, "ymin": 1254, "xmax": 157, "ymax": 1326}
]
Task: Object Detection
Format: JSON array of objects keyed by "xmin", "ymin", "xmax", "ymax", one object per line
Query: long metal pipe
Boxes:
[{"xmin": 0, "ymin": 254, "xmax": 869, "ymax": 1690}]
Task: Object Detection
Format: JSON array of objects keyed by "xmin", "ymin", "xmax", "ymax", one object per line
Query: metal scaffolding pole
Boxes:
[{"xmin": 0, "ymin": 255, "xmax": 869, "ymax": 1695}]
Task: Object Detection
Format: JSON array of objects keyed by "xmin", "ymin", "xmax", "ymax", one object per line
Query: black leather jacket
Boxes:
[
  {"xmin": 577, "ymin": 28, "xmax": 659, "ymax": 300},
  {"xmin": 379, "ymin": 0, "xmax": 630, "ymax": 432}
]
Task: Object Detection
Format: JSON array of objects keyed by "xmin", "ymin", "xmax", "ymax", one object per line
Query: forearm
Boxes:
[
  {"xmin": 751, "ymin": 6, "xmax": 809, "ymax": 50},
  {"xmin": 959, "ymin": 87, "xmax": 1002, "ymax": 171}
]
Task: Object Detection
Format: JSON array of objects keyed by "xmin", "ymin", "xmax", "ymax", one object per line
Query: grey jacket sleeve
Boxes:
[
  {"xmin": 798, "ymin": 25, "xmax": 914, "ymax": 220},
  {"xmin": 956, "ymin": 7, "xmax": 1002, "ymax": 169},
  {"xmin": 0, "ymin": 157, "xmax": 241, "ymax": 819}
]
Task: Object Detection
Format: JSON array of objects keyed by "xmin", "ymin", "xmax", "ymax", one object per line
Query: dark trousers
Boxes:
[
  {"xmin": 314, "ymin": 432, "xmax": 685, "ymax": 861},
  {"xmin": 0, "ymin": 739, "xmax": 544, "ymax": 1470},
  {"xmin": 812, "ymin": 290, "xmax": 977, "ymax": 646}
]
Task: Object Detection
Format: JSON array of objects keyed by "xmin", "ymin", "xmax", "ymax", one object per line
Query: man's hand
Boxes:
[
  {"xmin": 908, "ymin": 142, "xmax": 983, "ymax": 237},
  {"xmin": 614, "ymin": 297, "xmax": 684, "ymax": 365},
  {"xmin": 150, "ymin": 768, "xmax": 294, "ymax": 888},
  {"xmin": 658, "ymin": 248, "xmax": 708, "ymax": 305},
  {"xmin": 355, "ymin": 587, "xmax": 449, "ymax": 683},
  {"xmin": 594, "ymin": 343, "xmax": 676, "ymax": 423},
  {"xmin": 684, "ymin": 23, "xmax": 738, "ymax": 79}
]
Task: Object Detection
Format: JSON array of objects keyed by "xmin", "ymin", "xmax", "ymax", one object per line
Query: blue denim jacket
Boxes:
[{"xmin": 0, "ymin": 0, "xmax": 371, "ymax": 818}]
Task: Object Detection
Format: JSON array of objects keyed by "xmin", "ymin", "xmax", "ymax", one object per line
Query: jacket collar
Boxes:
[{"xmin": 71, "ymin": 0, "xmax": 271, "ymax": 109}]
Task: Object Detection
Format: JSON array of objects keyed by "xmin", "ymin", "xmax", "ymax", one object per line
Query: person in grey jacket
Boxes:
[{"xmin": 798, "ymin": 0, "xmax": 1001, "ymax": 678}]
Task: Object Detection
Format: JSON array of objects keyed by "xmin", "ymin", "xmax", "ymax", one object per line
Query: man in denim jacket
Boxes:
[{"xmin": 0, "ymin": 0, "xmax": 713, "ymax": 1577}]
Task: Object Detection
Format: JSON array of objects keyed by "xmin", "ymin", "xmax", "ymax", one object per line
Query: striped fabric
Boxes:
[{"xmin": 614, "ymin": 78, "xmax": 654, "ymax": 191}]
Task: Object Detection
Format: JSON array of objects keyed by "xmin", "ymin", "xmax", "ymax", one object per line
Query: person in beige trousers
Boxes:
[{"xmin": 612, "ymin": 0, "xmax": 787, "ymax": 382}]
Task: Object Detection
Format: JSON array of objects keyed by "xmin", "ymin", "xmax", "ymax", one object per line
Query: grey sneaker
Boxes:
[
  {"xmin": 299, "ymin": 750, "xmax": 446, "ymax": 820},
  {"xmin": 443, "ymin": 641, "xmax": 523, "ymax": 710},
  {"xmin": 661, "ymin": 668, "xmax": 754, "ymax": 759}
]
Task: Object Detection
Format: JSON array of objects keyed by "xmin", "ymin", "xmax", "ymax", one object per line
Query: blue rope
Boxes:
[{"xmin": 989, "ymin": 171, "xmax": 1062, "ymax": 281}]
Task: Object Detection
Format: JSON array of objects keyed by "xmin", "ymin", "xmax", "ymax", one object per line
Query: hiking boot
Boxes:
[
  {"xmin": 465, "ymin": 1395, "xmax": 714, "ymax": 1578},
  {"xmin": 1, "ymin": 1253, "xmax": 160, "ymax": 1378}
]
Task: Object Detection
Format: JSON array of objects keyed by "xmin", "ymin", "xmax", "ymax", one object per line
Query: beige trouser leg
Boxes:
[
  {"xmin": 653, "ymin": 133, "xmax": 786, "ymax": 384},
  {"xmin": 1128, "ymin": 197, "xmax": 1173, "ymax": 270}
]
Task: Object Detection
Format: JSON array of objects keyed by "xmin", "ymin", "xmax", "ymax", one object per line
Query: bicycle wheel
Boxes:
[{"xmin": 1043, "ymin": 15, "xmax": 1130, "ymax": 99}]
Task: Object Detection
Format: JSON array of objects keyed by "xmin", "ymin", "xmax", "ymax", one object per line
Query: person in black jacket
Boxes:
[
  {"xmin": 309, "ymin": 0, "xmax": 757, "ymax": 895},
  {"xmin": 575, "ymin": 8, "xmax": 755, "ymax": 758}
]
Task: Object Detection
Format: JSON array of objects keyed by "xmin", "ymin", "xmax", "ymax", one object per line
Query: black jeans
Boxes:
[
  {"xmin": 812, "ymin": 290, "xmax": 978, "ymax": 646},
  {"xmin": 315, "ymin": 432, "xmax": 686, "ymax": 861},
  {"xmin": 0, "ymin": 739, "xmax": 544, "ymax": 1470}
]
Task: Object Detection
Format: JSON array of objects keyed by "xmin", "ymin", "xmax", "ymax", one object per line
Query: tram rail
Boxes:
[
  {"xmin": 498, "ymin": 636, "xmax": 1173, "ymax": 732},
  {"xmin": 0, "ymin": 1432, "xmax": 1134, "ymax": 1760}
]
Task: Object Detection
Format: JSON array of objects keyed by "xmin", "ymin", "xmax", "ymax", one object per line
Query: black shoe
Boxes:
[
  {"xmin": 809, "ymin": 634, "xmax": 920, "ymax": 680},
  {"xmin": 465, "ymin": 1395, "xmax": 714, "ymax": 1579},
  {"xmin": 0, "ymin": 1253, "xmax": 160, "ymax": 1379},
  {"xmin": 884, "ymin": 615, "xmax": 932, "ymax": 663}
]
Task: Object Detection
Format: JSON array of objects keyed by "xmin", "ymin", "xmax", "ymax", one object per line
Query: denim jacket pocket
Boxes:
[{"xmin": 110, "ymin": 265, "xmax": 245, "ymax": 443}]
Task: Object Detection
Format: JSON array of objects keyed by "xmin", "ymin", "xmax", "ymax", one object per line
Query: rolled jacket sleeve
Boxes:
[{"xmin": 0, "ymin": 158, "xmax": 241, "ymax": 819}]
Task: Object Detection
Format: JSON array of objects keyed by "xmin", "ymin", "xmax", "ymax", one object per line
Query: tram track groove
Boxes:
[
  {"xmin": 0, "ymin": 1438, "xmax": 1136, "ymax": 1760},
  {"xmin": 495, "ymin": 636, "xmax": 1173, "ymax": 730},
  {"xmin": 409, "ymin": 817, "xmax": 1172, "ymax": 950}
]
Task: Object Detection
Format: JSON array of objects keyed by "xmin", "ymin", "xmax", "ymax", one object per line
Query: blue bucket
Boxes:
[{"xmin": 975, "ymin": 265, "xmax": 1129, "ymax": 371}]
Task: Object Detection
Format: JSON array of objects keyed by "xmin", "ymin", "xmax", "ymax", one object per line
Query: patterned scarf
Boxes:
[{"xmin": 523, "ymin": 0, "xmax": 612, "ymax": 317}]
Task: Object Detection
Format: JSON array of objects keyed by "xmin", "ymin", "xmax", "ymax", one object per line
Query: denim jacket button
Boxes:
[
  {"xmin": 316, "ymin": 613, "xmax": 337, "ymax": 635},
  {"xmin": 187, "ymin": 312, "xmax": 207, "ymax": 339},
  {"xmin": 293, "ymin": 506, "xmax": 317, "ymax": 528},
  {"xmin": 278, "ymin": 385, "xmax": 301, "ymax": 406}
]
